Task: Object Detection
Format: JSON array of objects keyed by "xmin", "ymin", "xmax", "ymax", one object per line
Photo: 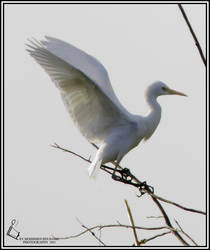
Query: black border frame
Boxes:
[{"xmin": 1, "ymin": 1, "xmax": 208, "ymax": 248}]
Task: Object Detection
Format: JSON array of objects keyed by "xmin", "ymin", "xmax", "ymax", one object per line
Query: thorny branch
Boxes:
[{"xmin": 52, "ymin": 143, "xmax": 206, "ymax": 246}]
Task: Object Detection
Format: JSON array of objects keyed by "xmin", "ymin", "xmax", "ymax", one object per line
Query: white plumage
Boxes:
[{"xmin": 27, "ymin": 37, "xmax": 187, "ymax": 177}]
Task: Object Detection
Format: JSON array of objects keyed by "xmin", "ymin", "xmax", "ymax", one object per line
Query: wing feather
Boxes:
[
  {"xmin": 41, "ymin": 36, "xmax": 131, "ymax": 116},
  {"xmin": 26, "ymin": 39, "xmax": 131, "ymax": 144}
]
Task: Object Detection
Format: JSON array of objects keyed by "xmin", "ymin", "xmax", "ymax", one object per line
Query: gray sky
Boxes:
[{"xmin": 4, "ymin": 3, "xmax": 206, "ymax": 247}]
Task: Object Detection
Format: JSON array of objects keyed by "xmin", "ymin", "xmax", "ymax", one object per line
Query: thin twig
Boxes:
[
  {"xmin": 51, "ymin": 143, "xmax": 111, "ymax": 172},
  {"xmin": 178, "ymin": 4, "xmax": 206, "ymax": 66},
  {"xmin": 98, "ymin": 226, "xmax": 102, "ymax": 243},
  {"xmin": 54, "ymin": 224, "xmax": 169, "ymax": 240},
  {"xmin": 124, "ymin": 200, "xmax": 140, "ymax": 246},
  {"xmin": 147, "ymin": 216, "xmax": 164, "ymax": 219},
  {"xmin": 75, "ymin": 218, "xmax": 106, "ymax": 246},
  {"xmin": 139, "ymin": 231, "xmax": 171, "ymax": 245},
  {"xmin": 148, "ymin": 193, "xmax": 189, "ymax": 246},
  {"xmin": 149, "ymin": 192, "xmax": 206, "ymax": 215},
  {"xmin": 174, "ymin": 219, "xmax": 198, "ymax": 246},
  {"xmin": 51, "ymin": 143, "xmax": 92, "ymax": 164}
]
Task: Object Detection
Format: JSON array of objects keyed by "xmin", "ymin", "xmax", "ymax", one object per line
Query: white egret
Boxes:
[{"xmin": 26, "ymin": 37, "xmax": 187, "ymax": 178}]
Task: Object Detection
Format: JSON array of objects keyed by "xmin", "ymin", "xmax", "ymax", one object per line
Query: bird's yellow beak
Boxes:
[{"xmin": 167, "ymin": 88, "xmax": 187, "ymax": 97}]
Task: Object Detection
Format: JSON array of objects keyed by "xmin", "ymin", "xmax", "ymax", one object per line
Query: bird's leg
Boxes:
[
  {"xmin": 111, "ymin": 161, "xmax": 121, "ymax": 181},
  {"xmin": 100, "ymin": 164, "xmax": 116, "ymax": 174}
]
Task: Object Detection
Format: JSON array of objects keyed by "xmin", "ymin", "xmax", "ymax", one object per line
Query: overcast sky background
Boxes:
[{"xmin": 4, "ymin": 3, "xmax": 206, "ymax": 247}]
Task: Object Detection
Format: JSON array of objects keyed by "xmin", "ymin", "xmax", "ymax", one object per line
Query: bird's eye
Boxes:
[{"xmin": 162, "ymin": 87, "xmax": 166, "ymax": 91}]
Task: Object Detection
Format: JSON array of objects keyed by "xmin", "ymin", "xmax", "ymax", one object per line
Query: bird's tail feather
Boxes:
[{"xmin": 88, "ymin": 159, "xmax": 102, "ymax": 178}]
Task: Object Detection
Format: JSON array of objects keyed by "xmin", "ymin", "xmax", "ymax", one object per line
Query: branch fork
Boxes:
[{"xmin": 51, "ymin": 143, "xmax": 206, "ymax": 246}]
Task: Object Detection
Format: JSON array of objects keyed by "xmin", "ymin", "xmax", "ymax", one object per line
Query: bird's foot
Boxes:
[
  {"xmin": 137, "ymin": 181, "xmax": 154, "ymax": 196},
  {"xmin": 112, "ymin": 167, "xmax": 132, "ymax": 183},
  {"xmin": 110, "ymin": 167, "xmax": 154, "ymax": 196},
  {"xmin": 119, "ymin": 168, "xmax": 132, "ymax": 180}
]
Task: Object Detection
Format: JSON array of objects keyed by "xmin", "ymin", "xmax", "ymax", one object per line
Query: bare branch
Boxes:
[
  {"xmin": 175, "ymin": 219, "xmax": 198, "ymax": 246},
  {"xmin": 75, "ymin": 218, "xmax": 106, "ymax": 246},
  {"xmin": 54, "ymin": 224, "xmax": 169, "ymax": 240},
  {"xmin": 149, "ymin": 192, "xmax": 206, "ymax": 215},
  {"xmin": 51, "ymin": 143, "xmax": 112, "ymax": 173},
  {"xmin": 51, "ymin": 143, "xmax": 92, "ymax": 164},
  {"xmin": 178, "ymin": 4, "xmax": 206, "ymax": 66},
  {"xmin": 52, "ymin": 143, "xmax": 205, "ymax": 246},
  {"xmin": 139, "ymin": 231, "xmax": 171, "ymax": 245},
  {"xmin": 52, "ymin": 143, "xmax": 205, "ymax": 216},
  {"xmin": 124, "ymin": 200, "xmax": 140, "ymax": 246},
  {"xmin": 148, "ymin": 192, "xmax": 189, "ymax": 246}
]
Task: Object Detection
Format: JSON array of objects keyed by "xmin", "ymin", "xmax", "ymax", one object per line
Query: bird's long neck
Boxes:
[{"xmin": 144, "ymin": 93, "xmax": 161, "ymax": 140}]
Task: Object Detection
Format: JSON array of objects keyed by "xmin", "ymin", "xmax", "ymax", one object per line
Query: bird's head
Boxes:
[{"xmin": 147, "ymin": 81, "xmax": 187, "ymax": 98}]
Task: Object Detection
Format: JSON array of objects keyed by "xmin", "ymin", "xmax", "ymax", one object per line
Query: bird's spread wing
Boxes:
[
  {"xmin": 26, "ymin": 37, "xmax": 132, "ymax": 144},
  {"xmin": 38, "ymin": 36, "xmax": 131, "ymax": 116}
]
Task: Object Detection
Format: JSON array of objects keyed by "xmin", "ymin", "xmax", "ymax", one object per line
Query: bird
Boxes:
[{"xmin": 26, "ymin": 36, "xmax": 187, "ymax": 178}]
